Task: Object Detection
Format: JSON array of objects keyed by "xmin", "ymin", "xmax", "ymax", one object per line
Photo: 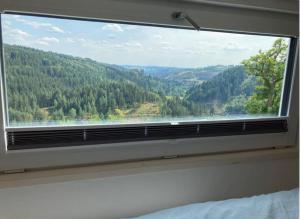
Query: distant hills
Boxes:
[
  {"xmin": 4, "ymin": 44, "xmax": 255, "ymax": 124},
  {"xmin": 123, "ymin": 65, "xmax": 231, "ymax": 87},
  {"xmin": 186, "ymin": 66, "xmax": 256, "ymax": 104}
]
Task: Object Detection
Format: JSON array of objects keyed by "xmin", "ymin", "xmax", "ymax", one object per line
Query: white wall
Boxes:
[{"xmin": 0, "ymin": 155, "xmax": 298, "ymax": 219}]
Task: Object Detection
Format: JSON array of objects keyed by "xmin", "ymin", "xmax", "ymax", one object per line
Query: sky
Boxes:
[{"xmin": 1, "ymin": 14, "xmax": 289, "ymax": 68}]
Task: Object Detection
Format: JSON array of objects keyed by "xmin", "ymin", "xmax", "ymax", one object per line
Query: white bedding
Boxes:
[{"xmin": 131, "ymin": 188, "xmax": 299, "ymax": 219}]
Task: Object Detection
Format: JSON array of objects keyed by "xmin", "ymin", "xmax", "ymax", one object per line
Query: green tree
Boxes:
[
  {"xmin": 242, "ymin": 38, "xmax": 288, "ymax": 114},
  {"xmin": 224, "ymin": 95, "xmax": 247, "ymax": 114},
  {"xmin": 68, "ymin": 108, "xmax": 77, "ymax": 119},
  {"xmin": 34, "ymin": 108, "xmax": 48, "ymax": 121}
]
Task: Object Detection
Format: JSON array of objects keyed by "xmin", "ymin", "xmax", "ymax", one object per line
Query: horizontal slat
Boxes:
[
  {"xmin": 148, "ymin": 125, "xmax": 198, "ymax": 138},
  {"xmin": 7, "ymin": 119, "xmax": 288, "ymax": 150},
  {"xmin": 86, "ymin": 127, "xmax": 146, "ymax": 142},
  {"xmin": 7, "ymin": 130, "xmax": 84, "ymax": 147},
  {"xmin": 245, "ymin": 119, "xmax": 288, "ymax": 133},
  {"xmin": 198, "ymin": 122, "xmax": 244, "ymax": 136}
]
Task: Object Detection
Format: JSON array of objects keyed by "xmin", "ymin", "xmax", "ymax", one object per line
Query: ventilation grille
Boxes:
[{"xmin": 7, "ymin": 119, "xmax": 288, "ymax": 150}]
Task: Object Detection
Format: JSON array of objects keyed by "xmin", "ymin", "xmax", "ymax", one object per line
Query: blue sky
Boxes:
[{"xmin": 2, "ymin": 14, "xmax": 289, "ymax": 68}]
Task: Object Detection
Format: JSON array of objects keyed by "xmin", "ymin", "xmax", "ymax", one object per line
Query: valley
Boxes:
[{"xmin": 4, "ymin": 42, "xmax": 283, "ymax": 126}]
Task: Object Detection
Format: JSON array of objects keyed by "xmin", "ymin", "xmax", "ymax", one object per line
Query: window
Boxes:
[
  {"xmin": 0, "ymin": 12, "xmax": 296, "ymax": 150},
  {"xmin": 0, "ymin": 2, "xmax": 297, "ymax": 172}
]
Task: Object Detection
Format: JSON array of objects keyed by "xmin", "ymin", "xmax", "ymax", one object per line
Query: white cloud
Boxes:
[
  {"xmin": 42, "ymin": 37, "xmax": 59, "ymax": 43},
  {"xmin": 36, "ymin": 37, "xmax": 59, "ymax": 46},
  {"xmin": 162, "ymin": 46, "xmax": 175, "ymax": 51},
  {"xmin": 13, "ymin": 17, "xmax": 64, "ymax": 33},
  {"xmin": 65, "ymin": 37, "xmax": 76, "ymax": 43},
  {"xmin": 2, "ymin": 25, "xmax": 31, "ymax": 41},
  {"xmin": 36, "ymin": 40, "xmax": 50, "ymax": 46},
  {"xmin": 102, "ymin": 24, "xmax": 124, "ymax": 32},
  {"xmin": 154, "ymin": 34, "xmax": 163, "ymax": 39},
  {"xmin": 49, "ymin": 26, "xmax": 64, "ymax": 33},
  {"xmin": 124, "ymin": 25, "xmax": 138, "ymax": 30},
  {"xmin": 125, "ymin": 41, "xmax": 143, "ymax": 48},
  {"xmin": 78, "ymin": 38, "xmax": 87, "ymax": 43},
  {"xmin": 3, "ymin": 24, "xmax": 30, "ymax": 37},
  {"xmin": 12, "ymin": 29, "xmax": 30, "ymax": 37},
  {"xmin": 160, "ymin": 41, "xmax": 171, "ymax": 46},
  {"xmin": 222, "ymin": 42, "xmax": 248, "ymax": 51},
  {"xmin": 1, "ymin": 22, "xmax": 32, "ymax": 46},
  {"xmin": 113, "ymin": 44, "xmax": 124, "ymax": 49},
  {"xmin": 11, "ymin": 15, "xmax": 21, "ymax": 18}
]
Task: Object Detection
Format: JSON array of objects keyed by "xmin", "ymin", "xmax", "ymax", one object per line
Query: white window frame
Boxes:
[{"xmin": 0, "ymin": 0, "xmax": 298, "ymax": 171}]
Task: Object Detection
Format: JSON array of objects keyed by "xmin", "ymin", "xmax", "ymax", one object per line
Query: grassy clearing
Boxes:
[{"xmin": 125, "ymin": 102, "xmax": 161, "ymax": 118}]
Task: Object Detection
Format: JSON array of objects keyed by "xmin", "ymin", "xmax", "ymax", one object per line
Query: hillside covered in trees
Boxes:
[{"xmin": 4, "ymin": 39, "xmax": 287, "ymax": 125}]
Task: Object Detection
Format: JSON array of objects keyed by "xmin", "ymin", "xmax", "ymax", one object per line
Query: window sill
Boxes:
[{"xmin": 0, "ymin": 146, "xmax": 297, "ymax": 189}]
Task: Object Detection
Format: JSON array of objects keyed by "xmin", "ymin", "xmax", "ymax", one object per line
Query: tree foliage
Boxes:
[
  {"xmin": 242, "ymin": 38, "xmax": 288, "ymax": 114},
  {"xmin": 5, "ymin": 45, "xmax": 163, "ymax": 123}
]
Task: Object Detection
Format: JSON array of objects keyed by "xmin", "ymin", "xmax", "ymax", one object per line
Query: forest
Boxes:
[{"xmin": 4, "ymin": 38, "xmax": 288, "ymax": 125}]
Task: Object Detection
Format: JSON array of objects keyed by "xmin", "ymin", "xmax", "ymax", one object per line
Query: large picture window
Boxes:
[{"xmin": 0, "ymin": 12, "xmax": 296, "ymax": 150}]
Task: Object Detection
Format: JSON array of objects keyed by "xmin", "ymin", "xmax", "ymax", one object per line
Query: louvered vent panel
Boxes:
[
  {"xmin": 7, "ymin": 119, "xmax": 288, "ymax": 150},
  {"xmin": 198, "ymin": 122, "xmax": 244, "ymax": 136},
  {"xmin": 7, "ymin": 129, "xmax": 84, "ymax": 149},
  {"xmin": 86, "ymin": 127, "xmax": 146, "ymax": 143},
  {"xmin": 245, "ymin": 120, "xmax": 288, "ymax": 133},
  {"xmin": 147, "ymin": 124, "xmax": 198, "ymax": 138}
]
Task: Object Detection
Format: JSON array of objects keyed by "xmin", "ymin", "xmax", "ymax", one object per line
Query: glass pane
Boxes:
[{"xmin": 1, "ymin": 14, "xmax": 291, "ymax": 127}]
